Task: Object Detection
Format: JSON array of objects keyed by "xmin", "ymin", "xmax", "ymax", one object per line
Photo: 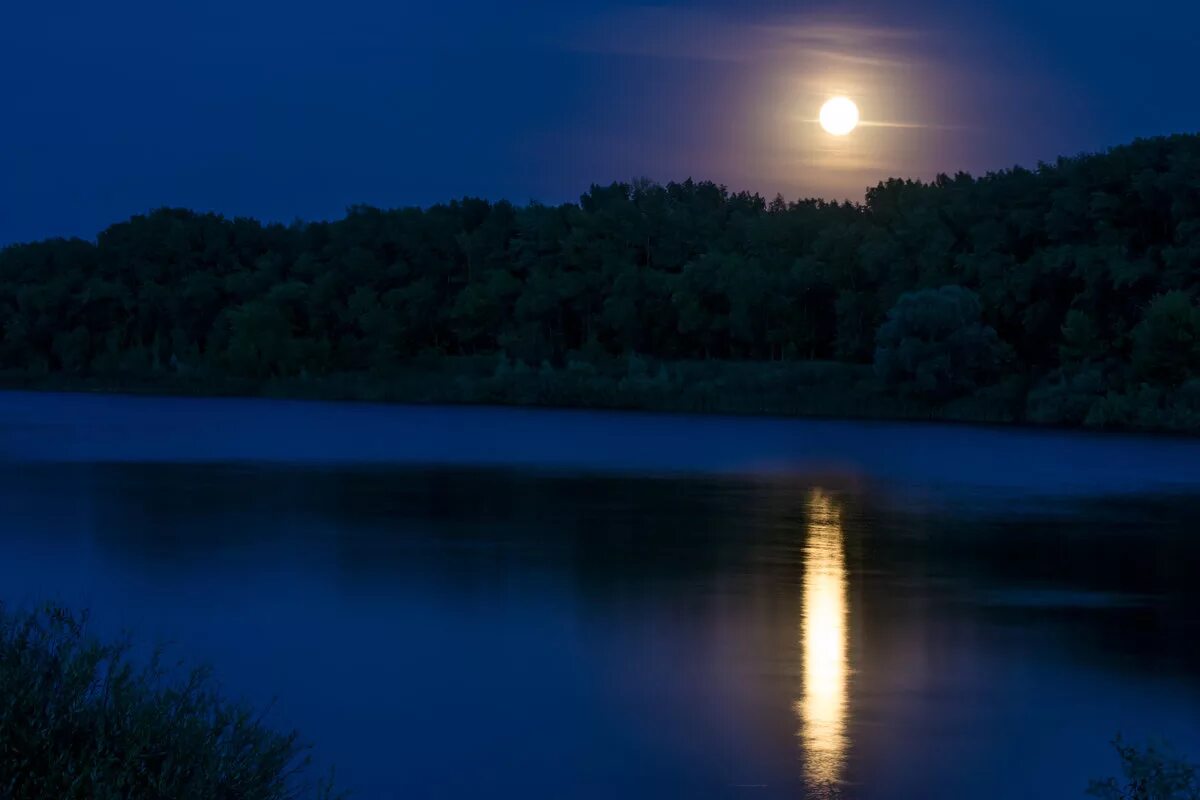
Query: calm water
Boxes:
[{"xmin": 2, "ymin": 391, "xmax": 1199, "ymax": 799}]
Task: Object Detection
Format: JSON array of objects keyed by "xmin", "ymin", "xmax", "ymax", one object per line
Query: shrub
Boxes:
[{"xmin": 0, "ymin": 604, "xmax": 340, "ymax": 800}]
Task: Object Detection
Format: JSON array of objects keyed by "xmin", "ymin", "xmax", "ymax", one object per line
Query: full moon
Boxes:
[{"xmin": 819, "ymin": 97, "xmax": 860, "ymax": 136}]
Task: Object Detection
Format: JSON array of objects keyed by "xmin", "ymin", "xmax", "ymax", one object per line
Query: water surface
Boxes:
[{"xmin": 1, "ymin": 391, "xmax": 1198, "ymax": 799}]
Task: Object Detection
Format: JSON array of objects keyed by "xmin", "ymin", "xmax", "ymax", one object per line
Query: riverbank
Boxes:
[
  {"xmin": 0, "ymin": 355, "xmax": 1038, "ymax": 428},
  {"xmin": 10, "ymin": 352, "xmax": 1196, "ymax": 435}
]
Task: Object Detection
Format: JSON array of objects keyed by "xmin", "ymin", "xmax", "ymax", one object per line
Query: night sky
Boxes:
[{"xmin": 3, "ymin": 0, "xmax": 1197, "ymax": 244}]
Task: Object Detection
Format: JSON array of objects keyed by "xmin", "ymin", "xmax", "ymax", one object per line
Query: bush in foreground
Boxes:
[{"xmin": 0, "ymin": 604, "xmax": 340, "ymax": 800}]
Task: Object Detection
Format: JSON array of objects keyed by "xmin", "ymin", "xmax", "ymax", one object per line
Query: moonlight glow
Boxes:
[{"xmin": 819, "ymin": 97, "xmax": 860, "ymax": 136}]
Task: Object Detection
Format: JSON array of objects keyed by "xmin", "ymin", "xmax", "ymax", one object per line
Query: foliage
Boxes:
[
  {"xmin": 873, "ymin": 286, "xmax": 1006, "ymax": 400},
  {"xmin": 1088, "ymin": 737, "xmax": 1200, "ymax": 800},
  {"xmin": 1026, "ymin": 366, "xmax": 1108, "ymax": 426},
  {"xmin": 0, "ymin": 604, "xmax": 340, "ymax": 800},
  {"xmin": 1132, "ymin": 292, "xmax": 1200, "ymax": 388},
  {"xmin": 4, "ymin": 134, "xmax": 1200, "ymax": 430}
]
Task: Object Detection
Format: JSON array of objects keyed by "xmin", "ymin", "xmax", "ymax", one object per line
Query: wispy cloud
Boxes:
[
  {"xmin": 558, "ymin": 5, "xmax": 955, "ymax": 130},
  {"xmin": 560, "ymin": 6, "xmax": 922, "ymax": 66},
  {"xmin": 858, "ymin": 121, "xmax": 966, "ymax": 130}
]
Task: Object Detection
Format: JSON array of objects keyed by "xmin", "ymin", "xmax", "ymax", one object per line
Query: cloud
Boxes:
[{"xmin": 560, "ymin": 5, "xmax": 922, "ymax": 67}]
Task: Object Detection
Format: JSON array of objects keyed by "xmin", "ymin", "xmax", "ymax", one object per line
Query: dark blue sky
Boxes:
[{"xmin": 2, "ymin": 0, "xmax": 1197, "ymax": 244}]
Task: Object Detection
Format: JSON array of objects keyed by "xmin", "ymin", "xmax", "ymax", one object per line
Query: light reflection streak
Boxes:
[{"xmin": 796, "ymin": 488, "xmax": 848, "ymax": 792}]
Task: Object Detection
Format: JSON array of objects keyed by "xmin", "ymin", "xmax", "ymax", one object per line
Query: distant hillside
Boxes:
[{"xmin": 3, "ymin": 134, "xmax": 1200, "ymax": 431}]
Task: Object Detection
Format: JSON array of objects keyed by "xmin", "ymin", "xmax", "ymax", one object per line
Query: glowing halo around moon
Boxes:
[{"xmin": 818, "ymin": 97, "xmax": 860, "ymax": 136}]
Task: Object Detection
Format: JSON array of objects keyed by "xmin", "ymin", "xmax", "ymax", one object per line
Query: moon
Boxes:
[{"xmin": 819, "ymin": 97, "xmax": 860, "ymax": 136}]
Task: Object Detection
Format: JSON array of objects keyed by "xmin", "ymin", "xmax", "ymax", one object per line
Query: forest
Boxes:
[{"xmin": 3, "ymin": 134, "xmax": 1200, "ymax": 431}]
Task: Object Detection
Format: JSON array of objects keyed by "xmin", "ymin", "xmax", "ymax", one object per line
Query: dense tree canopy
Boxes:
[
  {"xmin": 3, "ymin": 134, "xmax": 1200, "ymax": 430},
  {"xmin": 873, "ymin": 286, "xmax": 1007, "ymax": 401}
]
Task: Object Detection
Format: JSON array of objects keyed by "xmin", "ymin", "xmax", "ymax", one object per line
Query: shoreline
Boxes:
[{"xmin": 0, "ymin": 363, "xmax": 1194, "ymax": 441}]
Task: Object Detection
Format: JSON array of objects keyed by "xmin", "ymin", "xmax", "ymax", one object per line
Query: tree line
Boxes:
[{"xmin": 3, "ymin": 134, "xmax": 1200, "ymax": 429}]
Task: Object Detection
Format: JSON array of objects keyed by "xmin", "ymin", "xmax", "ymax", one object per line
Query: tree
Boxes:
[
  {"xmin": 1059, "ymin": 309, "xmax": 1106, "ymax": 367},
  {"xmin": 220, "ymin": 302, "xmax": 300, "ymax": 378},
  {"xmin": 874, "ymin": 286, "xmax": 1007, "ymax": 400},
  {"xmin": 1, "ymin": 134, "xmax": 1200, "ymax": 430},
  {"xmin": 1132, "ymin": 291, "xmax": 1200, "ymax": 387},
  {"xmin": 1088, "ymin": 737, "xmax": 1199, "ymax": 800}
]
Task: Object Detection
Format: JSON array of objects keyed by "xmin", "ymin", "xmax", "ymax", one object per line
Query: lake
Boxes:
[{"xmin": 1, "ymin": 391, "xmax": 1198, "ymax": 799}]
